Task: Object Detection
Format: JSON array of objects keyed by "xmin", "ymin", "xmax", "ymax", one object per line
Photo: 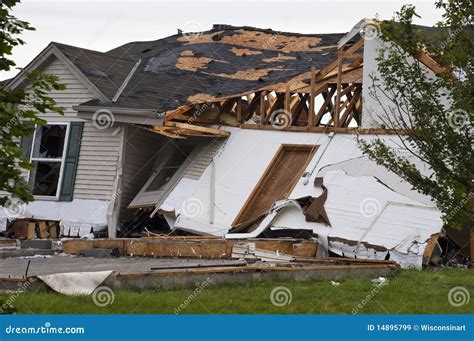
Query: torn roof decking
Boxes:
[{"xmin": 57, "ymin": 25, "xmax": 362, "ymax": 112}]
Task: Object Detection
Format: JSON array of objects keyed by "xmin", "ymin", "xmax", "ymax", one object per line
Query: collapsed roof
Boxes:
[{"xmin": 54, "ymin": 25, "xmax": 351, "ymax": 112}]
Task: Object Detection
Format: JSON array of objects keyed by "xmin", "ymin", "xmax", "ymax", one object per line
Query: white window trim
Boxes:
[{"xmin": 27, "ymin": 122, "xmax": 70, "ymax": 201}]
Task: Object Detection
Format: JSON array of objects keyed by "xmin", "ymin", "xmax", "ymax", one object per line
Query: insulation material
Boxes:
[
  {"xmin": 0, "ymin": 199, "xmax": 108, "ymax": 233},
  {"xmin": 0, "ymin": 217, "xmax": 7, "ymax": 232},
  {"xmin": 60, "ymin": 221, "xmax": 107, "ymax": 237},
  {"xmin": 38, "ymin": 270, "xmax": 113, "ymax": 296}
]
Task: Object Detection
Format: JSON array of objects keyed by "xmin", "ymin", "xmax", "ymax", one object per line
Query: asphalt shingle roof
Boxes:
[{"xmin": 54, "ymin": 25, "xmax": 350, "ymax": 112}]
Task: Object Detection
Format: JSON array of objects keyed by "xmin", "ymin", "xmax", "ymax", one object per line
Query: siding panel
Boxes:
[
  {"xmin": 74, "ymin": 121, "xmax": 122, "ymax": 200},
  {"xmin": 27, "ymin": 56, "xmax": 122, "ymax": 201},
  {"xmin": 38, "ymin": 57, "xmax": 99, "ymax": 118}
]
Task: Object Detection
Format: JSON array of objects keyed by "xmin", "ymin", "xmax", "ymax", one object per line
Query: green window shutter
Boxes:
[
  {"xmin": 59, "ymin": 122, "xmax": 84, "ymax": 201},
  {"xmin": 20, "ymin": 134, "xmax": 33, "ymax": 160}
]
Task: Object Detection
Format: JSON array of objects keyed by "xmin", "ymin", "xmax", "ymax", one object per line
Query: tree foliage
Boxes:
[
  {"xmin": 359, "ymin": 0, "xmax": 473, "ymax": 229},
  {"xmin": 0, "ymin": 0, "xmax": 64, "ymax": 205}
]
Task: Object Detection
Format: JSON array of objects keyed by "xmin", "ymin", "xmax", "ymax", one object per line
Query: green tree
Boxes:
[
  {"xmin": 0, "ymin": 0, "xmax": 64, "ymax": 207},
  {"xmin": 359, "ymin": 0, "xmax": 473, "ymax": 229}
]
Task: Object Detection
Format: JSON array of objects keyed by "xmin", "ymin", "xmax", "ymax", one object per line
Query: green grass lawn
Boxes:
[{"xmin": 2, "ymin": 268, "xmax": 473, "ymax": 314}]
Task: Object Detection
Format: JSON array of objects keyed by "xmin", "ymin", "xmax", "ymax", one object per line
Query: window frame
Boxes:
[{"xmin": 27, "ymin": 122, "xmax": 71, "ymax": 201}]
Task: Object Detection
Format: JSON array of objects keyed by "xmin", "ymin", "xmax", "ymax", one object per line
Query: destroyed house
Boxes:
[{"xmin": 1, "ymin": 19, "xmax": 453, "ymax": 268}]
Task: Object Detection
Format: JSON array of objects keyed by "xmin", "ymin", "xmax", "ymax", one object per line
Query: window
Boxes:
[
  {"xmin": 28, "ymin": 123, "xmax": 69, "ymax": 198},
  {"xmin": 145, "ymin": 144, "xmax": 197, "ymax": 192}
]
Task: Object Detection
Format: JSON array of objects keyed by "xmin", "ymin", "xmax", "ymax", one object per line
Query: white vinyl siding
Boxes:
[
  {"xmin": 73, "ymin": 122, "xmax": 122, "ymax": 200},
  {"xmin": 183, "ymin": 139, "xmax": 225, "ymax": 180},
  {"xmin": 19, "ymin": 55, "xmax": 123, "ymax": 201},
  {"xmin": 38, "ymin": 56, "xmax": 98, "ymax": 118}
]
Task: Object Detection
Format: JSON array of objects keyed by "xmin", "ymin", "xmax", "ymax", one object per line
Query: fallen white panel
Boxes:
[
  {"xmin": 38, "ymin": 270, "xmax": 113, "ymax": 295},
  {"xmin": 159, "ymin": 177, "xmax": 200, "ymax": 215},
  {"xmin": 225, "ymin": 200, "xmax": 300, "ymax": 239},
  {"xmin": 357, "ymin": 201, "xmax": 442, "ymax": 253}
]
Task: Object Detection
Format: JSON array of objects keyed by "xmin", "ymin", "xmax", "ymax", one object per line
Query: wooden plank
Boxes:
[
  {"xmin": 263, "ymin": 93, "xmax": 284, "ymax": 124},
  {"xmin": 284, "ymin": 84, "xmax": 291, "ymax": 113},
  {"xmin": 244, "ymin": 92, "xmax": 261, "ymax": 119},
  {"xmin": 314, "ymin": 86, "xmax": 336, "ymax": 124},
  {"xmin": 164, "ymin": 104, "xmax": 194, "ymax": 122},
  {"xmin": 165, "ymin": 122, "xmax": 230, "ymax": 137},
  {"xmin": 38, "ymin": 221, "xmax": 49, "ymax": 239},
  {"xmin": 236, "ymin": 97, "xmax": 242, "ymax": 123},
  {"xmin": 152, "ymin": 129, "xmax": 187, "ymax": 139},
  {"xmin": 240, "ymin": 124, "xmax": 405, "ymax": 135},
  {"xmin": 27, "ymin": 222, "xmax": 36, "ymax": 240},
  {"xmin": 422, "ymin": 234, "xmax": 440, "ymax": 266},
  {"xmin": 308, "ymin": 65, "xmax": 316, "ymax": 127},
  {"xmin": 334, "ymin": 48, "xmax": 344, "ymax": 128},
  {"xmin": 343, "ymin": 38, "xmax": 364, "ymax": 58},
  {"xmin": 259, "ymin": 90, "xmax": 267, "ymax": 124},
  {"xmin": 48, "ymin": 221, "xmax": 58, "ymax": 239},
  {"xmin": 127, "ymin": 239, "xmax": 318, "ymax": 259},
  {"xmin": 292, "ymin": 94, "xmax": 309, "ymax": 123},
  {"xmin": 417, "ymin": 51, "xmax": 448, "ymax": 75},
  {"xmin": 339, "ymin": 86, "xmax": 362, "ymax": 126}
]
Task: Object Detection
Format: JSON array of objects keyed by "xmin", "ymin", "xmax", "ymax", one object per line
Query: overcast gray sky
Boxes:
[{"xmin": 2, "ymin": 0, "xmax": 442, "ymax": 80}]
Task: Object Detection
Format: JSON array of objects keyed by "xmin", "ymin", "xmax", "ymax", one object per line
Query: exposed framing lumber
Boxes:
[
  {"xmin": 334, "ymin": 48, "xmax": 344, "ymax": 127},
  {"xmin": 236, "ymin": 97, "xmax": 243, "ymax": 123},
  {"xmin": 240, "ymin": 124, "xmax": 404, "ymax": 135},
  {"xmin": 152, "ymin": 128, "xmax": 187, "ymax": 139},
  {"xmin": 259, "ymin": 90, "xmax": 267, "ymax": 124},
  {"xmin": 308, "ymin": 65, "xmax": 316, "ymax": 127},
  {"xmin": 314, "ymin": 86, "xmax": 336, "ymax": 125},
  {"xmin": 244, "ymin": 92, "xmax": 262, "ymax": 120},
  {"xmin": 264, "ymin": 93, "xmax": 285, "ymax": 124},
  {"xmin": 339, "ymin": 85, "xmax": 362, "ymax": 126},
  {"xmin": 163, "ymin": 121, "xmax": 230, "ymax": 136},
  {"xmin": 417, "ymin": 51, "xmax": 449, "ymax": 76},
  {"xmin": 164, "ymin": 104, "xmax": 194, "ymax": 122}
]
